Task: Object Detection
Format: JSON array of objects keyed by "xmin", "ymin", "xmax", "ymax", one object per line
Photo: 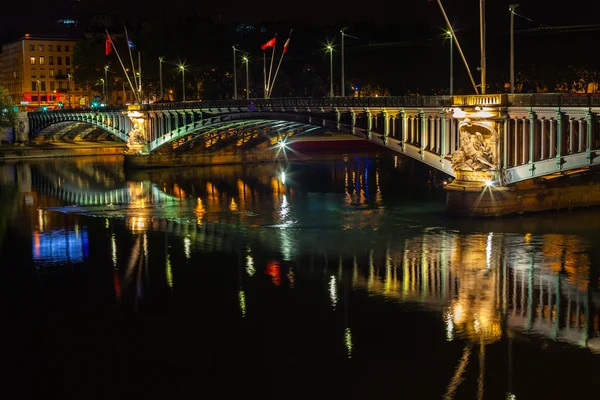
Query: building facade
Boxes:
[{"xmin": 0, "ymin": 34, "xmax": 97, "ymax": 111}]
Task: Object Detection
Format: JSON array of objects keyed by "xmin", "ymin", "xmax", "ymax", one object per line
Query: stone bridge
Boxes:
[{"xmin": 26, "ymin": 94, "xmax": 600, "ymax": 216}]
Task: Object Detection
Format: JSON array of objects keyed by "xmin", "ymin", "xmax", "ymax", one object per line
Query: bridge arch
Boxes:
[
  {"xmin": 148, "ymin": 112, "xmax": 347, "ymax": 152},
  {"xmin": 28, "ymin": 110, "xmax": 132, "ymax": 142}
]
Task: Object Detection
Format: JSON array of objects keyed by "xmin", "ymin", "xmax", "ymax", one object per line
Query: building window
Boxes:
[
  {"xmin": 50, "ymin": 81, "xmax": 55, "ymax": 91},
  {"xmin": 29, "ymin": 45, "xmax": 34, "ymax": 51},
  {"xmin": 65, "ymin": 45, "xmax": 70, "ymax": 52},
  {"xmin": 30, "ymin": 56, "xmax": 35, "ymax": 65},
  {"xmin": 41, "ymin": 81, "xmax": 46, "ymax": 91},
  {"xmin": 66, "ymin": 56, "xmax": 71, "ymax": 66},
  {"xmin": 31, "ymin": 68, "xmax": 36, "ymax": 78},
  {"xmin": 39, "ymin": 45, "xmax": 44, "ymax": 51},
  {"xmin": 57, "ymin": 57, "xmax": 62, "ymax": 66},
  {"xmin": 39, "ymin": 56, "xmax": 45, "ymax": 65},
  {"xmin": 49, "ymin": 68, "xmax": 54, "ymax": 77},
  {"xmin": 58, "ymin": 81, "xmax": 63, "ymax": 89},
  {"xmin": 57, "ymin": 45, "xmax": 62, "ymax": 52},
  {"xmin": 40, "ymin": 68, "xmax": 45, "ymax": 78},
  {"xmin": 48, "ymin": 45, "xmax": 53, "ymax": 52},
  {"xmin": 49, "ymin": 56, "xmax": 54, "ymax": 65},
  {"xmin": 31, "ymin": 81, "xmax": 36, "ymax": 91}
]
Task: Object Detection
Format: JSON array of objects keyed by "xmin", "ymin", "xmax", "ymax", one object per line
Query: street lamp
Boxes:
[
  {"xmin": 480, "ymin": 0, "xmax": 487, "ymax": 94},
  {"xmin": 159, "ymin": 56, "xmax": 164, "ymax": 100},
  {"xmin": 509, "ymin": 4, "xmax": 519, "ymax": 94},
  {"xmin": 100, "ymin": 78, "xmax": 105, "ymax": 106},
  {"xmin": 104, "ymin": 65, "xmax": 109, "ymax": 104},
  {"xmin": 36, "ymin": 79, "xmax": 41, "ymax": 109},
  {"xmin": 179, "ymin": 64, "xmax": 186, "ymax": 101},
  {"xmin": 232, "ymin": 45, "xmax": 238, "ymax": 100},
  {"xmin": 340, "ymin": 28, "xmax": 359, "ymax": 97},
  {"xmin": 447, "ymin": 30, "xmax": 453, "ymax": 96},
  {"xmin": 326, "ymin": 45, "xmax": 334, "ymax": 97},
  {"xmin": 67, "ymin": 73, "xmax": 72, "ymax": 108},
  {"xmin": 242, "ymin": 56, "xmax": 249, "ymax": 100}
]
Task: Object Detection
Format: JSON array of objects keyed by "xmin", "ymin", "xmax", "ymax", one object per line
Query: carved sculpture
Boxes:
[
  {"xmin": 126, "ymin": 110, "xmax": 147, "ymax": 153},
  {"xmin": 451, "ymin": 129, "xmax": 496, "ymax": 172}
]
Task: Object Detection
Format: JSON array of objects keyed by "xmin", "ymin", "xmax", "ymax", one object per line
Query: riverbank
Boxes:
[{"xmin": 0, "ymin": 141, "xmax": 126, "ymax": 160}]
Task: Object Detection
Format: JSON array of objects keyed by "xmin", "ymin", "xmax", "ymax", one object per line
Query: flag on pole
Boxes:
[
  {"xmin": 283, "ymin": 36, "xmax": 291, "ymax": 53},
  {"xmin": 105, "ymin": 34, "xmax": 113, "ymax": 56},
  {"xmin": 261, "ymin": 37, "xmax": 276, "ymax": 50},
  {"xmin": 127, "ymin": 38, "xmax": 135, "ymax": 49}
]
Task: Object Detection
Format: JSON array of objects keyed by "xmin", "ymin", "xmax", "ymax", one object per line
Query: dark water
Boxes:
[{"xmin": 2, "ymin": 154, "xmax": 600, "ymax": 400}]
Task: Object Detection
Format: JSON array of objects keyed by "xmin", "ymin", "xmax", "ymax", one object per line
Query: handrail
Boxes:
[{"xmin": 29, "ymin": 93, "xmax": 600, "ymax": 115}]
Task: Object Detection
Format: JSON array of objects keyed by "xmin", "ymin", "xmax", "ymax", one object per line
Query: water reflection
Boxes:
[{"xmin": 2, "ymin": 155, "xmax": 600, "ymax": 398}]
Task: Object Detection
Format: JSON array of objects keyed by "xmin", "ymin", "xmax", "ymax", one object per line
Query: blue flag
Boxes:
[{"xmin": 127, "ymin": 38, "xmax": 135, "ymax": 49}]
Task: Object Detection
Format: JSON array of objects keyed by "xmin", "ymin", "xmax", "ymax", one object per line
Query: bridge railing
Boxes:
[
  {"xmin": 29, "ymin": 106, "xmax": 126, "ymax": 116},
  {"xmin": 506, "ymin": 93, "xmax": 600, "ymax": 107},
  {"xmin": 147, "ymin": 96, "xmax": 454, "ymax": 110},
  {"xmin": 28, "ymin": 94, "xmax": 600, "ymax": 115}
]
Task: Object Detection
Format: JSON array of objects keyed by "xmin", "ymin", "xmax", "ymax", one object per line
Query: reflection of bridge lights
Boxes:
[
  {"xmin": 329, "ymin": 275, "xmax": 338, "ymax": 309},
  {"xmin": 166, "ymin": 253, "xmax": 173, "ymax": 288},
  {"xmin": 184, "ymin": 236, "xmax": 191, "ymax": 259},
  {"xmin": 230, "ymin": 198, "xmax": 238, "ymax": 211},
  {"xmin": 127, "ymin": 216, "xmax": 148, "ymax": 232},
  {"xmin": 486, "ymin": 232, "xmax": 493, "ymax": 269},
  {"xmin": 111, "ymin": 234, "xmax": 117, "ymax": 268},
  {"xmin": 344, "ymin": 327, "xmax": 353, "ymax": 358},
  {"xmin": 239, "ymin": 290, "xmax": 247, "ymax": 317},
  {"xmin": 246, "ymin": 254, "xmax": 255, "ymax": 276},
  {"xmin": 280, "ymin": 171, "xmax": 286, "ymax": 185},
  {"xmin": 445, "ymin": 309, "xmax": 454, "ymax": 341}
]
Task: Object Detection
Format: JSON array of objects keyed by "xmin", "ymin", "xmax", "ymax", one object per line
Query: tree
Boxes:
[{"xmin": 0, "ymin": 86, "xmax": 17, "ymax": 129}]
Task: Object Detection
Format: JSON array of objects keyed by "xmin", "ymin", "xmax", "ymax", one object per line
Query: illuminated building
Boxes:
[{"xmin": 0, "ymin": 34, "xmax": 96, "ymax": 110}]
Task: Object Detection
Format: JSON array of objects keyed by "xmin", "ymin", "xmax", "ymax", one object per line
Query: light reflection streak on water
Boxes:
[
  {"xmin": 344, "ymin": 327, "xmax": 353, "ymax": 358},
  {"xmin": 239, "ymin": 290, "xmax": 246, "ymax": 317},
  {"xmin": 329, "ymin": 275, "xmax": 338, "ymax": 309},
  {"xmin": 111, "ymin": 234, "xmax": 117, "ymax": 268},
  {"xmin": 184, "ymin": 236, "xmax": 191, "ymax": 260},
  {"xmin": 486, "ymin": 232, "xmax": 493, "ymax": 269},
  {"xmin": 166, "ymin": 252, "xmax": 173, "ymax": 288},
  {"xmin": 246, "ymin": 244, "xmax": 255, "ymax": 276}
]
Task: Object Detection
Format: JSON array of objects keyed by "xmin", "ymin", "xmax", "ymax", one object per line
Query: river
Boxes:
[{"xmin": 1, "ymin": 153, "xmax": 600, "ymax": 399}]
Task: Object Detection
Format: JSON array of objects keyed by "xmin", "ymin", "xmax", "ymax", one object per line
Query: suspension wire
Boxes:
[{"xmin": 512, "ymin": 10, "xmax": 551, "ymax": 28}]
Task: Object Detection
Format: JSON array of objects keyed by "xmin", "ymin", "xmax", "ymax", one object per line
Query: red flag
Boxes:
[
  {"xmin": 261, "ymin": 37, "xmax": 276, "ymax": 50},
  {"xmin": 283, "ymin": 37, "xmax": 290, "ymax": 53},
  {"xmin": 105, "ymin": 34, "xmax": 113, "ymax": 56}
]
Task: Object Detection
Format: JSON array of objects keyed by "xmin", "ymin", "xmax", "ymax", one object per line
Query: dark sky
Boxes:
[{"xmin": 3, "ymin": 0, "xmax": 600, "ymax": 30}]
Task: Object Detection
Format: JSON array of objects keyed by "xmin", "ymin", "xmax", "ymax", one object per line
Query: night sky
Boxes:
[{"xmin": 1, "ymin": 0, "xmax": 600, "ymax": 94}]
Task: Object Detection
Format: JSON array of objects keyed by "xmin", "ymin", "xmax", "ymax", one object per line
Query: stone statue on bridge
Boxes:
[{"xmin": 451, "ymin": 129, "xmax": 496, "ymax": 172}]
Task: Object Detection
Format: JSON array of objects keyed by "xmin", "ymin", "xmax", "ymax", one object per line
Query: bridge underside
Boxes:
[
  {"xmin": 152, "ymin": 119, "xmax": 334, "ymax": 154},
  {"xmin": 33, "ymin": 121, "xmax": 125, "ymax": 143}
]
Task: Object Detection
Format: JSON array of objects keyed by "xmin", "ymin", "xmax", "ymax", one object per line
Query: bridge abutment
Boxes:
[{"xmin": 445, "ymin": 174, "xmax": 600, "ymax": 217}]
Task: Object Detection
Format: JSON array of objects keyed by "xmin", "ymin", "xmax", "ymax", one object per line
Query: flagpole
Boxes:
[
  {"xmin": 270, "ymin": 51, "xmax": 285, "ymax": 98},
  {"xmin": 263, "ymin": 53, "xmax": 267, "ymax": 99},
  {"xmin": 266, "ymin": 34, "xmax": 277, "ymax": 99},
  {"xmin": 105, "ymin": 29, "xmax": 139, "ymax": 103},
  {"xmin": 124, "ymin": 26, "xmax": 138, "ymax": 93},
  {"xmin": 270, "ymin": 30, "xmax": 291, "ymax": 98}
]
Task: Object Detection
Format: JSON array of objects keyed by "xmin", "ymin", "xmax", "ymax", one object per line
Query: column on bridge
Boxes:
[
  {"xmin": 578, "ymin": 118, "xmax": 585, "ymax": 153},
  {"xmin": 528, "ymin": 111, "xmax": 536, "ymax": 169},
  {"xmin": 350, "ymin": 110, "xmax": 356, "ymax": 135},
  {"xmin": 400, "ymin": 112, "xmax": 407, "ymax": 151},
  {"xmin": 382, "ymin": 111, "xmax": 389, "ymax": 144},
  {"xmin": 556, "ymin": 111, "xmax": 563, "ymax": 170},
  {"xmin": 569, "ymin": 118, "xmax": 575, "ymax": 154},
  {"xmin": 586, "ymin": 111, "xmax": 594, "ymax": 163},
  {"xmin": 419, "ymin": 111, "xmax": 427, "ymax": 158},
  {"xmin": 365, "ymin": 110, "xmax": 372, "ymax": 139}
]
